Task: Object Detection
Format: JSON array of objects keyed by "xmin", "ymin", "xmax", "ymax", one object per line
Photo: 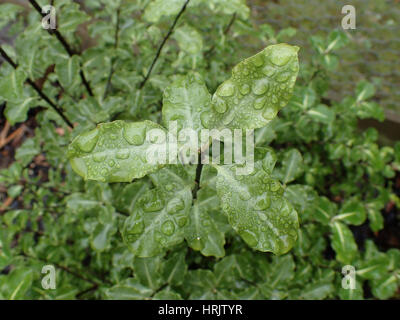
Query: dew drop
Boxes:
[
  {"xmin": 161, "ymin": 220, "xmax": 175, "ymax": 236},
  {"xmin": 108, "ymin": 159, "xmax": 115, "ymax": 167},
  {"xmin": 222, "ymin": 111, "xmax": 235, "ymax": 126},
  {"xmin": 239, "ymin": 190, "xmax": 251, "ymax": 201},
  {"xmin": 270, "ymin": 180, "xmax": 281, "ymax": 192},
  {"xmin": 93, "ymin": 153, "xmax": 106, "ymax": 162},
  {"xmin": 143, "ymin": 196, "xmax": 164, "ymax": 212},
  {"xmin": 213, "ymin": 99, "xmax": 227, "ymax": 114},
  {"xmin": 177, "ymin": 216, "xmax": 188, "ymax": 227},
  {"xmin": 253, "ymin": 54, "xmax": 264, "ymax": 67},
  {"xmin": 100, "ymin": 168, "xmax": 109, "ymax": 176},
  {"xmin": 200, "ymin": 112, "xmax": 211, "ymax": 129},
  {"xmin": 240, "ymin": 230, "xmax": 258, "ymax": 247},
  {"xmin": 167, "ymin": 197, "xmax": 185, "ymax": 214},
  {"xmin": 128, "ymin": 219, "xmax": 144, "ymax": 235},
  {"xmin": 77, "ymin": 128, "xmax": 99, "ymax": 153},
  {"xmin": 123, "ymin": 123, "xmax": 146, "ymax": 146},
  {"xmin": 262, "ymin": 107, "xmax": 278, "ymax": 120},
  {"xmin": 217, "ymin": 81, "xmax": 235, "ymax": 97},
  {"xmin": 191, "ymin": 236, "xmax": 204, "ymax": 250},
  {"xmin": 255, "ymin": 196, "xmax": 271, "ymax": 210},
  {"xmin": 252, "ymin": 79, "xmax": 269, "ymax": 95},
  {"xmin": 254, "ymin": 98, "xmax": 266, "ymax": 110},
  {"xmin": 277, "ymin": 72, "xmax": 291, "ymax": 83},
  {"xmin": 268, "ymin": 44, "xmax": 298, "ymax": 67},
  {"xmin": 262, "ymin": 65, "xmax": 275, "ymax": 77},
  {"xmin": 240, "ymin": 84, "xmax": 250, "ymax": 95},
  {"xmin": 116, "ymin": 149, "xmax": 130, "ymax": 159}
]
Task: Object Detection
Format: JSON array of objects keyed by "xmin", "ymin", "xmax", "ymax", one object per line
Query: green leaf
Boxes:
[
  {"xmin": 356, "ymin": 81, "xmax": 375, "ymax": 102},
  {"xmin": 55, "ymin": 55, "xmax": 80, "ymax": 89},
  {"xmin": 68, "ymin": 120, "xmax": 167, "ymax": 182},
  {"xmin": 58, "ymin": 3, "xmax": 90, "ymax": 33},
  {"xmin": 307, "ymin": 104, "xmax": 335, "ymax": 124},
  {"xmin": 152, "ymin": 288, "xmax": 182, "ymax": 300},
  {"xmin": 274, "ymin": 148, "xmax": 304, "ymax": 184},
  {"xmin": 314, "ymin": 196, "xmax": 336, "ymax": 225},
  {"xmin": 357, "ymin": 101, "xmax": 384, "ymax": 121},
  {"xmin": 4, "ymin": 268, "xmax": 33, "ymax": 300},
  {"xmin": 133, "ymin": 256, "xmax": 163, "ymax": 290},
  {"xmin": 174, "ymin": 25, "xmax": 203, "ymax": 54},
  {"xmin": 325, "ymin": 30, "xmax": 349, "ymax": 53},
  {"xmin": 205, "ymin": 44, "xmax": 299, "ymax": 130},
  {"xmin": 0, "ymin": 3, "xmax": 24, "ymax": 29},
  {"xmin": 162, "ymin": 73, "xmax": 211, "ymax": 134},
  {"xmin": 0, "ymin": 68, "xmax": 26, "ymax": 102},
  {"xmin": 371, "ymin": 274, "xmax": 399, "ymax": 299},
  {"xmin": 90, "ymin": 222, "xmax": 116, "ymax": 252},
  {"xmin": 121, "ymin": 168, "xmax": 192, "ymax": 257},
  {"xmin": 206, "ymin": 0, "xmax": 250, "ymax": 19},
  {"xmin": 330, "ymin": 221, "xmax": 358, "ymax": 264},
  {"xmin": 162, "ymin": 251, "xmax": 187, "ymax": 286},
  {"xmin": 143, "ymin": 0, "xmax": 187, "ymax": 23},
  {"xmin": 15, "ymin": 138, "xmax": 40, "ymax": 166},
  {"xmin": 185, "ymin": 187, "xmax": 227, "ymax": 257},
  {"xmin": 215, "ymin": 149, "xmax": 299, "ymax": 255},
  {"xmin": 338, "ymin": 280, "xmax": 364, "ymax": 300},
  {"xmin": 334, "ymin": 199, "xmax": 366, "ymax": 226},
  {"xmin": 105, "ymin": 278, "xmax": 153, "ymax": 300},
  {"xmin": 4, "ymin": 96, "xmax": 38, "ymax": 125}
]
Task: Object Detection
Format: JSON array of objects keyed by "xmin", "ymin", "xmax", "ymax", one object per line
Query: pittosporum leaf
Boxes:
[
  {"xmin": 121, "ymin": 167, "xmax": 192, "ymax": 257},
  {"xmin": 162, "ymin": 73, "xmax": 211, "ymax": 134},
  {"xmin": 68, "ymin": 120, "xmax": 167, "ymax": 182},
  {"xmin": 215, "ymin": 148, "xmax": 299, "ymax": 255},
  {"xmin": 203, "ymin": 44, "xmax": 299, "ymax": 130}
]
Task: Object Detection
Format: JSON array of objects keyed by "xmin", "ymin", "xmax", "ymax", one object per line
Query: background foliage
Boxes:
[{"xmin": 0, "ymin": 0, "xmax": 400, "ymax": 300}]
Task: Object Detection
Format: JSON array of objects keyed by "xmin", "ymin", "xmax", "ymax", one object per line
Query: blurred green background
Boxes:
[{"xmin": 248, "ymin": 0, "xmax": 400, "ymax": 128}]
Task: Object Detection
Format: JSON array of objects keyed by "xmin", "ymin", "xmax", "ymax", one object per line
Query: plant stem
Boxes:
[
  {"xmin": 0, "ymin": 46, "xmax": 73, "ymax": 128},
  {"xmin": 139, "ymin": 0, "xmax": 191, "ymax": 89},
  {"xmin": 192, "ymin": 151, "xmax": 204, "ymax": 200},
  {"xmin": 28, "ymin": 0, "xmax": 94, "ymax": 97}
]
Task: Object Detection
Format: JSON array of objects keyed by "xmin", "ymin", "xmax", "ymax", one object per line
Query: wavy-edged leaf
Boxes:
[
  {"xmin": 121, "ymin": 167, "xmax": 192, "ymax": 257},
  {"xmin": 162, "ymin": 73, "xmax": 211, "ymax": 134},
  {"xmin": 330, "ymin": 221, "xmax": 358, "ymax": 264},
  {"xmin": 273, "ymin": 148, "xmax": 304, "ymax": 184},
  {"xmin": 185, "ymin": 187, "xmax": 228, "ymax": 257},
  {"xmin": 105, "ymin": 278, "xmax": 153, "ymax": 300},
  {"xmin": 68, "ymin": 120, "xmax": 167, "ymax": 182},
  {"xmin": 174, "ymin": 25, "xmax": 203, "ymax": 54},
  {"xmin": 203, "ymin": 44, "xmax": 299, "ymax": 130},
  {"xmin": 0, "ymin": 68, "xmax": 26, "ymax": 101},
  {"xmin": 215, "ymin": 148, "xmax": 299, "ymax": 254},
  {"xmin": 55, "ymin": 55, "xmax": 80, "ymax": 89},
  {"xmin": 334, "ymin": 198, "xmax": 366, "ymax": 226}
]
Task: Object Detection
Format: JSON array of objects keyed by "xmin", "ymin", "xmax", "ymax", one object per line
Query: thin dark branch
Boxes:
[
  {"xmin": 28, "ymin": 0, "xmax": 94, "ymax": 97},
  {"xmin": 103, "ymin": 8, "xmax": 121, "ymax": 100},
  {"xmin": 192, "ymin": 151, "xmax": 203, "ymax": 201},
  {"xmin": 205, "ymin": 13, "xmax": 237, "ymax": 58},
  {"xmin": 0, "ymin": 46, "xmax": 73, "ymax": 128},
  {"xmin": 139, "ymin": 0, "xmax": 191, "ymax": 89},
  {"xmin": 76, "ymin": 284, "xmax": 99, "ymax": 299}
]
